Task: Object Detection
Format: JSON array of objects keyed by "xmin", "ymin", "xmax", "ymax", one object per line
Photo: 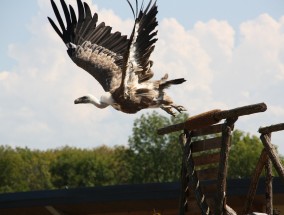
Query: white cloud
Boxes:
[
  {"xmin": 1, "ymin": 0, "xmax": 284, "ymax": 153},
  {"xmin": 153, "ymin": 14, "xmax": 284, "ymax": 153},
  {"xmin": 270, "ymin": 105, "xmax": 284, "ymax": 117}
]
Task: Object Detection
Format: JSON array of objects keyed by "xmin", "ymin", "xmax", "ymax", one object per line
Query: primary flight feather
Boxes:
[{"xmin": 48, "ymin": 0, "xmax": 186, "ymax": 116}]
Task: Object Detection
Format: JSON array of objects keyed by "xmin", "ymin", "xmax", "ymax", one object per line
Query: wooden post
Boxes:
[
  {"xmin": 179, "ymin": 133, "xmax": 187, "ymax": 215},
  {"xmin": 265, "ymin": 159, "xmax": 273, "ymax": 215},
  {"xmin": 181, "ymin": 130, "xmax": 212, "ymax": 215},
  {"xmin": 260, "ymin": 134, "xmax": 284, "ymax": 180},
  {"xmin": 265, "ymin": 133, "xmax": 273, "ymax": 215},
  {"xmin": 258, "ymin": 123, "xmax": 284, "ymax": 134},
  {"xmin": 243, "ymin": 149, "xmax": 268, "ymax": 215},
  {"xmin": 216, "ymin": 117, "xmax": 237, "ymax": 215}
]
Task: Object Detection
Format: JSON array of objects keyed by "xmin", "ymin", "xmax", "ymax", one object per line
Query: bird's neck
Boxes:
[{"xmin": 89, "ymin": 93, "xmax": 114, "ymax": 109}]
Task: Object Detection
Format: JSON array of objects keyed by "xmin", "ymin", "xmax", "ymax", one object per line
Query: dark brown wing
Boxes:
[
  {"xmin": 123, "ymin": 0, "xmax": 158, "ymax": 84},
  {"xmin": 47, "ymin": 0, "xmax": 129, "ymax": 92}
]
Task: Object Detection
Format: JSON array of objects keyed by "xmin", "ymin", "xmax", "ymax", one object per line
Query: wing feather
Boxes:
[
  {"xmin": 47, "ymin": 17, "xmax": 63, "ymax": 40},
  {"xmin": 69, "ymin": 5, "xmax": 77, "ymax": 25},
  {"xmin": 50, "ymin": 0, "xmax": 65, "ymax": 33},
  {"xmin": 48, "ymin": 0, "xmax": 129, "ymax": 92},
  {"xmin": 79, "ymin": 3, "xmax": 92, "ymax": 39},
  {"xmin": 60, "ymin": 0, "xmax": 71, "ymax": 27},
  {"xmin": 84, "ymin": 13, "xmax": 98, "ymax": 41},
  {"xmin": 122, "ymin": 0, "xmax": 158, "ymax": 85}
]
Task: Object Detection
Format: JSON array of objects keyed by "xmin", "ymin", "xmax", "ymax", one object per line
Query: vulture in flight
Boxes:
[{"xmin": 48, "ymin": 0, "xmax": 186, "ymax": 116}]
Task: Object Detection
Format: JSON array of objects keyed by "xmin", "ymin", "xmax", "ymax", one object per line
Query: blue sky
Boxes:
[
  {"xmin": 2, "ymin": 0, "xmax": 283, "ymax": 70},
  {"xmin": 1, "ymin": 0, "xmax": 284, "ymax": 154}
]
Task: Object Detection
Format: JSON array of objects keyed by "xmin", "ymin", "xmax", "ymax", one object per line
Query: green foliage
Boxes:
[
  {"xmin": 49, "ymin": 146, "xmax": 119, "ymax": 188},
  {"xmin": 127, "ymin": 111, "xmax": 188, "ymax": 183},
  {"xmin": 0, "ymin": 146, "xmax": 53, "ymax": 192},
  {"xmin": 0, "ymin": 111, "xmax": 283, "ymax": 193},
  {"xmin": 228, "ymin": 130, "xmax": 264, "ymax": 178}
]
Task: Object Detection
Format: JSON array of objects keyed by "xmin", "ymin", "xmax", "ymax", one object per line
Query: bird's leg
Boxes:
[
  {"xmin": 171, "ymin": 104, "xmax": 187, "ymax": 113},
  {"xmin": 160, "ymin": 105, "xmax": 177, "ymax": 117}
]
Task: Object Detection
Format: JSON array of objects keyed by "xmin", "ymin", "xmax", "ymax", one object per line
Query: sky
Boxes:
[{"xmin": 1, "ymin": 0, "xmax": 284, "ymax": 154}]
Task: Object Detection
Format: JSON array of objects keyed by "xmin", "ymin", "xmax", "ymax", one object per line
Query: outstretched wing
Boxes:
[
  {"xmin": 48, "ymin": 0, "xmax": 129, "ymax": 92},
  {"xmin": 123, "ymin": 0, "xmax": 158, "ymax": 85}
]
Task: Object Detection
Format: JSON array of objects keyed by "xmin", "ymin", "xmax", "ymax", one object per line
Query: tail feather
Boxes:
[{"xmin": 160, "ymin": 78, "xmax": 186, "ymax": 89}]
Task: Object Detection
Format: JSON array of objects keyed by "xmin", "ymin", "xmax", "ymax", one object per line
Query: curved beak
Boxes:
[{"xmin": 74, "ymin": 97, "xmax": 85, "ymax": 104}]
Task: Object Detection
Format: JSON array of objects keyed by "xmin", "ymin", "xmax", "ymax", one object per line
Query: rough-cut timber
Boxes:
[
  {"xmin": 265, "ymin": 159, "xmax": 273, "ymax": 215},
  {"xmin": 243, "ymin": 149, "xmax": 268, "ymax": 215},
  {"xmin": 191, "ymin": 123, "xmax": 223, "ymax": 137},
  {"xmin": 179, "ymin": 132, "xmax": 212, "ymax": 215},
  {"xmin": 215, "ymin": 117, "xmax": 237, "ymax": 215},
  {"xmin": 214, "ymin": 103, "xmax": 267, "ymax": 121},
  {"xmin": 157, "ymin": 103, "xmax": 267, "ymax": 135},
  {"xmin": 158, "ymin": 109, "xmax": 221, "ymax": 135},
  {"xmin": 191, "ymin": 136, "xmax": 223, "ymax": 153},
  {"xmin": 260, "ymin": 134, "xmax": 284, "ymax": 180},
  {"xmin": 258, "ymin": 123, "xmax": 284, "ymax": 134}
]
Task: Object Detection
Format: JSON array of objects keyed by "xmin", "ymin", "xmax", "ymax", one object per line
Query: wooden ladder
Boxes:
[
  {"xmin": 158, "ymin": 103, "xmax": 267, "ymax": 215},
  {"xmin": 243, "ymin": 123, "xmax": 284, "ymax": 215}
]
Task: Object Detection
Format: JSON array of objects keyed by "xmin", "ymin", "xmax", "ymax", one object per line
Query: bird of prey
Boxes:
[{"xmin": 48, "ymin": 0, "xmax": 186, "ymax": 116}]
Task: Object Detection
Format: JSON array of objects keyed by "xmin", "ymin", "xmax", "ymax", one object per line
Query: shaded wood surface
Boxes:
[
  {"xmin": 191, "ymin": 137, "xmax": 222, "ymax": 153},
  {"xmin": 258, "ymin": 123, "xmax": 284, "ymax": 134},
  {"xmin": 216, "ymin": 119, "xmax": 236, "ymax": 215},
  {"xmin": 187, "ymin": 183, "xmax": 217, "ymax": 198},
  {"xmin": 158, "ymin": 109, "xmax": 221, "ymax": 135},
  {"xmin": 224, "ymin": 205, "xmax": 237, "ymax": 215},
  {"xmin": 260, "ymin": 134, "xmax": 284, "ymax": 180},
  {"xmin": 180, "ymin": 132, "xmax": 212, "ymax": 215},
  {"xmin": 191, "ymin": 124, "xmax": 223, "ymax": 137},
  {"xmin": 196, "ymin": 167, "xmax": 219, "ymax": 181},
  {"xmin": 214, "ymin": 103, "xmax": 267, "ymax": 121},
  {"xmin": 193, "ymin": 152, "xmax": 220, "ymax": 166},
  {"xmin": 265, "ymin": 159, "xmax": 273, "ymax": 215},
  {"xmin": 158, "ymin": 103, "xmax": 267, "ymax": 135},
  {"xmin": 243, "ymin": 149, "xmax": 268, "ymax": 215}
]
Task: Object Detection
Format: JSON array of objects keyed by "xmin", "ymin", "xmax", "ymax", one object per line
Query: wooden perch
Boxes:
[
  {"xmin": 258, "ymin": 123, "xmax": 284, "ymax": 134},
  {"xmin": 213, "ymin": 103, "xmax": 267, "ymax": 121},
  {"xmin": 260, "ymin": 134, "xmax": 284, "ymax": 180},
  {"xmin": 157, "ymin": 109, "xmax": 221, "ymax": 135},
  {"xmin": 157, "ymin": 103, "xmax": 267, "ymax": 135},
  {"xmin": 243, "ymin": 149, "xmax": 268, "ymax": 215}
]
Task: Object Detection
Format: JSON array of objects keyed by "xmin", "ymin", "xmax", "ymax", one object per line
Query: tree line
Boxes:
[{"xmin": 0, "ymin": 111, "xmax": 281, "ymax": 193}]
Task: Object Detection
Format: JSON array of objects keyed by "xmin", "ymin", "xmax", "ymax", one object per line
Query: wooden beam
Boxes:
[
  {"xmin": 243, "ymin": 149, "xmax": 268, "ymax": 215},
  {"xmin": 191, "ymin": 137, "xmax": 222, "ymax": 153},
  {"xmin": 180, "ymin": 131, "xmax": 212, "ymax": 215},
  {"xmin": 213, "ymin": 103, "xmax": 266, "ymax": 121},
  {"xmin": 260, "ymin": 134, "xmax": 284, "ymax": 180},
  {"xmin": 265, "ymin": 159, "xmax": 273, "ymax": 215},
  {"xmin": 258, "ymin": 123, "xmax": 284, "ymax": 134},
  {"xmin": 215, "ymin": 118, "xmax": 236, "ymax": 215},
  {"xmin": 45, "ymin": 206, "xmax": 63, "ymax": 215},
  {"xmin": 191, "ymin": 124, "xmax": 223, "ymax": 137},
  {"xmin": 157, "ymin": 103, "xmax": 267, "ymax": 135},
  {"xmin": 158, "ymin": 109, "xmax": 221, "ymax": 135},
  {"xmin": 193, "ymin": 152, "xmax": 220, "ymax": 166},
  {"xmin": 196, "ymin": 167, "xmax": 219, "ymax": 181}
]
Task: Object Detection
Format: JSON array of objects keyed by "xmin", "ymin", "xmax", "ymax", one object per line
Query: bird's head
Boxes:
[{"xmin": 74, "ymin": 95, "xmax": 93, "ymax": 104}]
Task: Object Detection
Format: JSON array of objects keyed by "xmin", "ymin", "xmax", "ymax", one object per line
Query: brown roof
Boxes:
[{"xmin": 0, "ymin": 178, "xmax": 283, "ymax": 215}]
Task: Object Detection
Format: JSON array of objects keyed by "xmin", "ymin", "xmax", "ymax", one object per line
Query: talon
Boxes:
[
  {"xmin": 171, "ymin": 105, "xmax": 187, "ymax": 113},
  {"xmin": 161, "ymin": 105, "xmax": 176, "ymax": 116}
]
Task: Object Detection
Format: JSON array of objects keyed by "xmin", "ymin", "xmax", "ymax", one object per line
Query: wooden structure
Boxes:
[
  {"xmin": 158, "ymin": 103, "xmax": 267, "ymax": 215},
  {"xmin": 243, "ymin": 123, "xmax": 284, "ymax": 215}
]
